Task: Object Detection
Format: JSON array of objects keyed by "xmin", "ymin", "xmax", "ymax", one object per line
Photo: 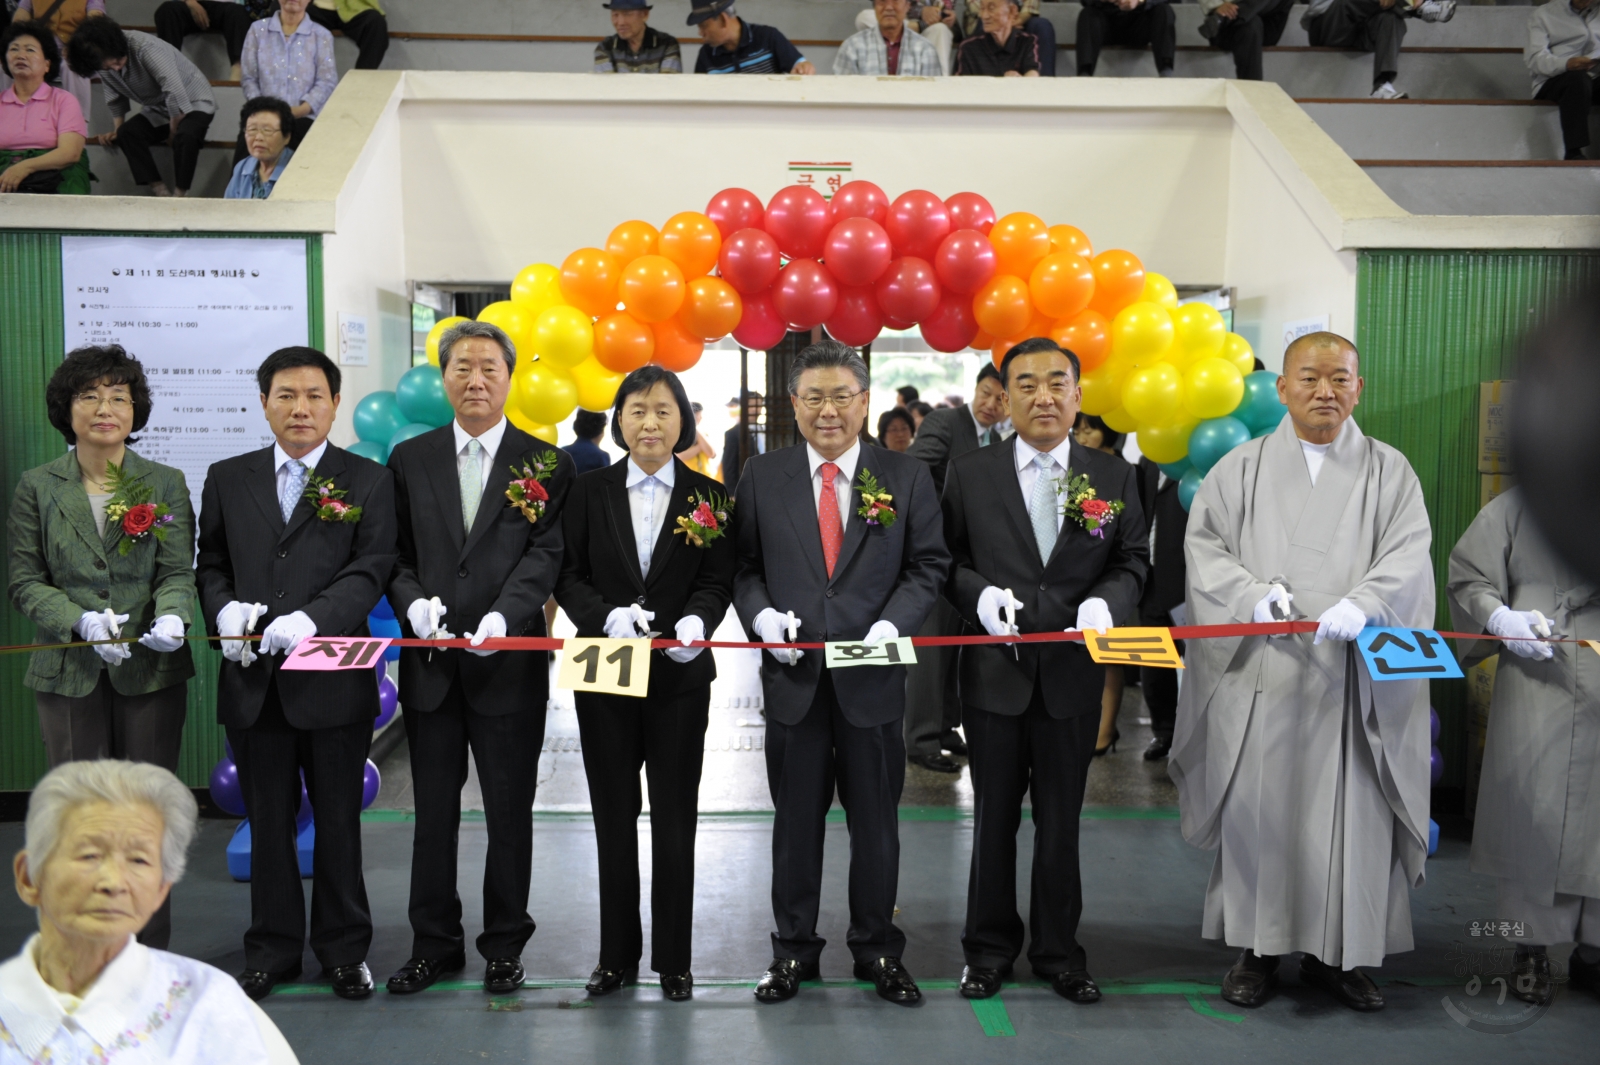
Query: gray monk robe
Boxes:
[
  {"xmin": 1169, "ymin": 417, "xmax": 1435, "ymax": 969},
  {"xmin": 1447, "ymin": 490, "xmax": 1600, "ymax": 944}
]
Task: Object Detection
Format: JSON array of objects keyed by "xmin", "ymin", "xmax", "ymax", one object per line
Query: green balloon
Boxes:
[
  {"xmin": 1235, "ymin": 371, "xmax": 1288, "ymax": 432},
  {"xmin": 346, "ymin": 439, "xmax": 388, "ymax": 465},
  {"xmin": 352, "ymin": 391, "xmax": 405, "ymax": 444},
  {"xmin": 394, "ymin": 365, "xmax": 454, "ymax": 428},
  {"xmin": 388, "ymin": 422, "xmax": 434, "ymax": 454}
]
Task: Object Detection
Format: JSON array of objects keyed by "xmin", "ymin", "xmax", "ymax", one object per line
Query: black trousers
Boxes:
[
  {"xmin": 1212, "ymin": 0, "xmax": 1295, "ymax": 81},
  {"xmin": 1536, "ymin": 70, "xmax": 1595, "ymax": 157},
  {"xmin": 35, "ymin": 673, "xmax": 187, "ymax": 949},
  {"xmin": 962, "ymin": 685, "xmax": 1099, "ymax": 975},
  {"xmin": 576, "ymin": 686, "xmax": 709, "ymax": 976},
  {"xmin": 153, "ymin": 0, "xmax": 256, "ymax": 64},
  {"xmin": 1307, "ymin": 0, "xmax": 1406, "ymax": 89},
  {"xmin": 1023, "ymin": 14, "xmax": 1058, "ymax": 77},
  {"xmin": 227, "ymin": 681, "xmax": 373, "ymax": 974},
  {"xmin": 1138, "ymin": 615, "xmax": 1182, "ymax": 740},
  {"xmin": 232, "ymin": 116, "xmax": 315, "ymax": 164},
  {"xmin": 903, "ymin": 599, "xmax": 962, "ymax": 759},
  {"xmin": 1076, "ymin": 1, "xmax": 1176, "ymax": 76},
  {"xmin": 114, "ymin": 110, "xmax": 214, "ymax": 190},
  {"xmin": 767, "ymin": 672, "xmax": 906, "ymax": 964},
  {"xmin": 402, "ymin": 679, "xmax": 546, "ymax": 961},
  {"xmin": 306, "ymin": 4, "xmax": 389, "ymax": 69}
]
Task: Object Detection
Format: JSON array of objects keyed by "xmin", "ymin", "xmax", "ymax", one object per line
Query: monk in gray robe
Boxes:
[
  {"xmin": 1170, "ymin": 332, "xmax": 1434, "ymax": 1012},
  {"xmin": 1448, "ymin": 488, "xmax": 1600, "ymax": 1006}
]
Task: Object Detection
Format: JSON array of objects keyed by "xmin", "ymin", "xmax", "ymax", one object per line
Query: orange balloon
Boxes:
[
  {"xmin": 651, "ymin": 316, "xmax": 704, "ymax": 372},
  {"xmin": 593, "ymin": 312, "xmax": 655, "ymax": 374},
  {"xmin": 1029, "ymin": 252, "xmax": 1096, "ymax": 319},
  {"xmin": 991, "ymin": 335, "xmax": 1022, "ymax": 371},
  {"xmin": 659, "ymin": 212, "xmax": 723, "ymax": 278},
  {"xmin": 619, "ymin": 254, "xmax": 686, "ymax": 324},
  {"xmin": 560, "ymin": 247, "xmax": 622, "ymax": 319},
  {"xmin": 678, "ymin": 276, "xmax": 743, "ymax": 340},
  {"xmin": 972, "ymin": 274, "xmax": 1032, "ymax": 340},
  {"xmin": 990, "ymin": 212, "xmax": 1051, "ymax": 279},
  {"xmin": 1051, "ymin": 309, "xmax": 1111, "ymax": 373},
  {"xmin": 1088, "ymin": 249, "xmax": 1146, "ymax": 318},
  {"xmin": 605, "ymin": 220, "xmax": 660, "ymax": 267},
  {"xmin": 1048, "ymin": 224, "xmax": 1094, "ymax": 259},
  {"xmin": 1021, "ymin": 308, "xmax": 1054, "ymax": 342},
  {"xmin": 970, "ymin": 329, "xmax": 995, "ymax": 352}
]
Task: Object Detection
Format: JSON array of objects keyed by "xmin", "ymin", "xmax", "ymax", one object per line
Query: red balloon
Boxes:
[
  {"xmin": 764, "ymin": 185, "xmax": 832, "ymax": 260},
  {"xmin": 945, "ymin": 192, "xmax": 997, "ymax": 235},
  {"xmin": 705, "ymin": 187, "xmax": 764, "ymax": 238},
  {"xmin": 885, "ymin": 190, "xmax": 952, "ymax": 261},
  {"xmin": 920, "ymin": 290, "xmax": 980, "ymax": 353},
  {"xmin": 732, "ymin": 289, "xmax": 788, "ymax": 351},
  {"xmin": 875, "ymin": 257, "xmax": 941, "ymax": 325},
  {"xmin": 934, "ymin": 229, "xmax": 998, "ymax": 296},
  {"xmin": 772, "ymin": 259, "xmax": 839, "ymax": 331},
  {"xmin": 830, "ymin": 180, "xmax": 889, "ymax": 225},
  {"xmin": 825, "ymin": 285, "xmax": 884, "ymax": 347},
  {"xmin": 717, "ymin": 228, "xmax": 781, "ymax": 295},
  {"xmin": 823, "ymin": 217, "xmax": 893, "ymax": 287},
  {"xmin": 882, "ymin": 310, "xmax": 916, "ymax": 332}
]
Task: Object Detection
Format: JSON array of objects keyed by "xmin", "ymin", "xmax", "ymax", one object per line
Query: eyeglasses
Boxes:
[
  {"xmin": 74, "ymin": 393, "xmax": 133, "ymax": 409},
  {"xmin": 244, "ymin": 125, "xmax": 285, "ymax": 139},
  {"xmin": 797, "ymin": 390, "xmax": 864, "ymax": 411}
]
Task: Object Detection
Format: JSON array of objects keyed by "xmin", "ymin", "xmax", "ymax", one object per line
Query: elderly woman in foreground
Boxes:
[{"xmin": 0, "ymin": 760, "xmax": 297, "ymax": 1064}]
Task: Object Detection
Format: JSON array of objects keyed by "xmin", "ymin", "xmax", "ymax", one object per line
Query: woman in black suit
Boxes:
[{"xmin": 555, "ymin": 365, "xmax": 735, "ymax": 1003}]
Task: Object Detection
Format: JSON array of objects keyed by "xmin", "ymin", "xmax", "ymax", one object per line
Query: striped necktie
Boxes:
[
  {"xmin": 460, "ymin": 438, "xmax": 484, "ymax": 531},
  {"xmin": 1028, "ymin": 454, "xmax": 1059, "ymax": 564},
  {"xmin": 280, "ymin": 460, "xmax": 307, "ymax": 524}
]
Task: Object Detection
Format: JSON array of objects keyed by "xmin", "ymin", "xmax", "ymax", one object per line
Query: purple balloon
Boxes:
[
  {"xmin": 296, "ymin": 783, "xmax": 313, "ymax": 829},
  {"xmin": 1430, "ymin": 707, "xmax": 1440, "ymax": 744},
  {"xmin": 209, "ymin": 758, "xmax": 245, "ymax": 817},
  {"xmin": 362, "ymin": 759, "xmax": 381, "ymax": 810},
  {"xmin": 1430, "ymin": 746, "xmax": 1444, "ymax": 786},
  {"xmin": 375, "ymin": 675, "xmax": 399, "ymax": 730}
]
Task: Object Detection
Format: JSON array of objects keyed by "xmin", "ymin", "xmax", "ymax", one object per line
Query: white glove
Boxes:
[
  {"xmin": 603, "ymin": 607, "xmax": 639, "ymax": 639},
  {"xmin": 1487, "ymin": 605, "xmax": 1555, "ymax": 661},
  {"xmin": 863, "ymin": 620, "xmax": 899, "ymax": 646},
  {"xmin": 1252, "ymin": 584, "xmax": 1295, "ymax": 625},
  {"xmin": 406, "ymin": 596, "xmax": 453, "ymax": 640},
  {"xmin": 1313, "ymin": 598, "xmax": 1367, "ymax": 645},
  {"xmin": 137, "ymin": 614, "xmax": 186, "ymax": 653},
  {"xmin": 259, "ymin": 610, "xmax": 316, "ymax": 656},
  {"xmin": 466, "ymin": 610, "xmax": 507, "ymax": 656},
  {"xmin": 666, "ymin": 614, "xmax": 706, "ymax": 663},
  {"xmin": 217, "ymin": 601, "xmax": 267, "ymax": 665},
  {"xmin": 753, "ymin": 607, "xmax": 803, "ymax": 665},
  {"xmin": 76, "ymin": 609, "xmax": 132, "ymax": 666},
  {"xmin": 1071, "ymin": 597, "xmax": 1114, "ymax": 635},
  {"xmin": 628, "ymin": 603, "xmax": 658, "ymax": 636},
  {"xmin": 976, "ymin": 586, "xmax": 1023, "ymax": 638}
]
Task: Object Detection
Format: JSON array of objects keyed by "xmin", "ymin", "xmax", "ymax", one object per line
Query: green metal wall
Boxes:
[
  {"xmin": 0, "ymin": 231, "xmax": 323, "ymax": 791},
  {"xmin": 1354, "ymin": 249, "xmax": 1600, "ymax": 795}
]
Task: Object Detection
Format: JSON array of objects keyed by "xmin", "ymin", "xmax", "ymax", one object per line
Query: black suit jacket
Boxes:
[
  {"xmin": 720, "ymin": 423, "xmax": 766, "ymax": 489},
  {"xmin": 733, "ymin": 443, "xmax": 950, "ymax": 728},
  {"xmin": 555, "ymin": 457, "xmax": 735, "ymax": 698},
  {"xmin": 907, "ymin": 403, "xmax": 991, "ymax": 495},
  {"xmin": 1136, "ymin": 456, "xmax": 1188, "ymax": 618},
  {"xmin": 942, "ymin": 437, "xmax": 1148, "ymax": 720},
  {"xmin": 387, "ymin": 423, "xmax": 574, "ymax": 716},
  {"xmin": 197, "ymin": 444, "xmax": 397, "ymax": 730}
]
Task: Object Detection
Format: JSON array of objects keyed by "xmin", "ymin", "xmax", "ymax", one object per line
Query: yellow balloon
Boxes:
[
  {"xmin": 1183, "ymin": 357, "xmax": 1246, "ymax": 420},
  {"xmin": 425, "ymin": 315, "xmax": 468, "ymax": 366},
  {"xmin": 1136, "ymin": 418, "xmax": 1198, "ymax": 465},
  {"xmin": 477, "ymin": 301, "xmax": 536, "ymax": 357},
  {"xmin": 532, "ymin": 305, "xmax": 596, "ymax": 368},
  {"xmin": 1222, "ymin": 332, "xmax": 1255, "ymax": 375},
  {"xmin": 1170, "ymin": 302, "xmax": 1226, "ymax": 366},
  {"xmin": 511, "ymin": 263, "xmax": 564, "ymax": 315},
  {"xmin": 570, "ymin": 357, "xmax": 624, "ymax": 413},
  {"xmin": 506, "ymin": 405, "xmax": 557, "ymax": 444},
  {"xmin": 1110, "ymin": 302, "xmax": 1174, "ymax": 367},
  {"xmin": 1101, "ymin": 407, "xmax": 1139, "ymax": 435},
  {"xmin": 1140, "ymin": 272, "xmax": 1179, "ymax": 311},
  {"xmin": 1120, "ymin": 362, "xmax": 1184, "ymax": 426},
  {"xmin": 1078, "ymin": 362, "xmax": 1127, "ymax": 417},
  {"xmin": 514, "ymin": 361, "xmax": 578, "ymax": 426}
]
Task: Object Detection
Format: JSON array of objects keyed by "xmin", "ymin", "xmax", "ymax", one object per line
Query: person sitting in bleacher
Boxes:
[
  {"xmin": 955, "ymin": 0, "xmax": 1055, "ymax": 76},
  {"xmin": 225, "ymin": 96, "xmax": 295, "ymax": 199},
  {"xmin": 595, "ymin": 0, "xmax": 683, "ymax": 72},
  {"xmin": 305, "ymin": 0, "xmax": 388, "ymax": 70},
  {"xmin": 236, "ymin": 0, "xmax": 336, "ymax": 163},
  {"xmin": 0, "ymin": 20, "xmax": 90, "ymax": 194},
  {"xmin": 1302, "ymin": 0, "xmax": 1455, "ymax": 101},
  {"xmin": 1197, "ymin": 0, "xmax": 1295, "ymax": 81},
  {"xmin": 690, "ymin": 0, "xmax": 815, "ymax": 74},
  {"xmin": 10, "ymin": 0, "xmax": 105, "ymax": 121},
  {"xmin": 953, "ymin": 0, "xmax": 1040, "ymax": 76},
  {"xmin": 153, "ymin": 0, "xmax": 270, "ymax": 82},
  {"xmin": 1525, "ymin": 0, "xmax": 1599, "ymax": 160},
  {"xmin": 1077, "ymin": 0, "xmax": 1174, "ymax": 79},
  {"xmin": 850, "ymin": 0, "xmax": 955, "ymax": 75},
  {"xmin": 837, "ymin": 0, "xmax": 944, "ymax": 76}
]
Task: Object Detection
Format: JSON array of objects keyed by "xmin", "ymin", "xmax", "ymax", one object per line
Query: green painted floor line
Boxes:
[
  {"xmin": 358, "ymin": 805, "xmax": 1181, "ymax": 824},
  {"xmin": 969, "ymin": 998, "xmax": 1016, "ymax": 1036},
  {"xmin": 1185, "ymin": 993, "xmax": 1244, "ymax": 1023}
]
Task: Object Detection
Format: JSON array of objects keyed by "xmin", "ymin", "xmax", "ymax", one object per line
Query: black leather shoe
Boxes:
[
  {"xmin": 1299, "ymin": 955, "xmax": 1384, "ymax": 1011},
  {"xmin": 585, "ymin": 966, "xmax": 637, "ymax": 995},
  {"xmin": 484, "ymin": 958, "xmax": 525, "ymax": 994},
  {"xmin": 1050, "ymin": 970, "xmax": 1101, "ymax": 1003},
  {"xmin": 386, "ymin": 953, "xmax": 466, "ymax": 995},
  {"xmin": 754, "ymin": 958, "xmax": 818, "ymax": 1003},
  {"xmin": 854, "ymin": 956, "xmax": 922, "ymax": 1005},
  {"xmin": 910, "ymin": 753, "xmax": 961, "ymax": 774},
  {"xmin": 940, "ymin": 732, "xmax": 969, "ymax": 757},
  {"xmin": 1568, "ymin": 949, "xmax": 1600, "ymax": 997},
  {"xmin": 1143, "ymin": 736, "xmax": 1172, "ymax": 761},
  {"xmin": 237, "ymin": 964, "xmax": 301, "ymax": 1002},
  {"xmin": 1510, "ymin": 946, "xmax": 1553, "ymax": 1006},
  {"xmin": 1220, "ymin": 950, "xmax": 1279, "ymax": 1008},
  {"xmin": 330, "ymin": 962, "xmax": 374, "ymax": 1000},
  {"xmin": 958, "ymin": 964, "xmax": 1011, "ymax": 1000},
  {"xmin": 661, "ymin": 972, "xmax": 693, "ymax": 1001}
]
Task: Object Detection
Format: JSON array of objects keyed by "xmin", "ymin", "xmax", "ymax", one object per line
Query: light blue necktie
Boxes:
[
  {"xmin": 280, "ymin": 460, "xmax": 307, "ymax": 524},
  {"xmin": 460, "ymin": 438, "xmax": 484, "ymax": 531},
  {"xmin": 1028, "ymin": 453, "xmax": 1059, "ymax": 564},
  {"xmin": 636, "ymin": 475, "xmax": 659, "ymax": 578}
]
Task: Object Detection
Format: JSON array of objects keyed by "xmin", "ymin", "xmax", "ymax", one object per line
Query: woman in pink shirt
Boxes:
[{"xmin": 0, "ymin": 21, "xmax": 90, "ymax": 194}]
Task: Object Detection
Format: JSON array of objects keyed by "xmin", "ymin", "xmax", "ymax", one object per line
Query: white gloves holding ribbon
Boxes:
[
  {"xmin": 753, "ymin": 607, "xmax": 803, "ymax": 665},
  {"xmin": 76, "ymin": 609, "xmax": 131, "ymax": 666},
  {"xmin": 604, "ymin": 604, "xmax": 657, "ymax": 640},
  {"xmin": 138, "ymin": 615, "xmax": 187, "ymax": 654},
  {"xmin": 863, "ymin": 620, "xmax": 898, "ymax": 647},
  {"xmin": 666, "ymin": 615, "xmax": 705, "ymax": 663},
  {"xmin": 259, "ymin": 610, "xmax": 316, "ymax": 656},
  {"xmin": 217, "ymin": 601, "xmax": 267, "ymax": 665},
  {"xmin": 1070, "ymin": 597, "xmax": 1114, "ymax": 636},
  {"xmin": 977, "ymin": 586, "xmax": 1024, "ymax": 638},
  {"xmin": 406, "ymin": 596, "xmax": 453, "ymax": 641},
  {"xmin": 1313, "ymin": 598, "xmax": 1367, "ymax": 645},
  {"xmin": 1488, "ymin": 605, "xmax": 1555, "ymax": 660},
  {"xmin": 466, "ymin": 611, "xmax": 507, "ymax": 656},
  {"xmin": 1253, "ymin": 584, "xmax": 1295, "ymax": 626}
]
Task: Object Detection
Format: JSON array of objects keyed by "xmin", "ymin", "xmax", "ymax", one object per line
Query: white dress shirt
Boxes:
[
  {"xmin": 1013, "ymin": 435, "xmax": 1073, "ymax": 533},
  {"xmin": 969, "ymin": 405, "xmax": 999, "ymax": 447},
  {"xmin": 453, "ymin": 417, "xmax": 509, "ymax": 495},
  {"xmin": 625, "ymin": 457, "xmax": 676, "ymax": 578},
  {"xmin": 1300, "ymin": 438, "xmax": 1333, "ymax": 486},
  {"xmin": 273, "ymin": 438, "xmax": 328, "ymax": 503},
  {"xmin": 806, "ymin": 440, "xmax": 861, "ymax": 531}
]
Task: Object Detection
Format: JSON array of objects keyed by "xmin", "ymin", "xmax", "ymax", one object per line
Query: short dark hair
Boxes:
[
  {"xmin": 610, "ymin": 365, "xmax": 698, "ymax": 453},
  {"xmin": 240, "ymin": 96, "xmax": 294, "ymax": 140},
  {"xmin": 46, "ymin": 345, "xmax": 153, "ymax": 446},
  {"xmin": 256, "ymin": 346, "xmax": 341, "ymax": 397},
  {"xmin": 65, "ymin": 16, "xmax": 129, "ymax": 79},
  {"xmin": 877, "ymin": 407, "xmax": 915, "ymax": 441},
  {"xmin": 1000, "ymin": 337, "xmax": 1081, "ymax": 387},
  {"xmin": 788, "ymin": 339, "xmax": 869, "ymax": 395},
  {"xmin": 975, "ymin": 363, "xmax": 1001, "ymax": 388},
  {"xmin": 573, "ymin": 410, "xmax": 607, "ymax": 442},
  {"xmin": 896, "ymin": 385, "xmax": 919, "ymax": 404},
  {"xmin": 2, "ymin": 21, "xmax": 62, "ymax": 82},
  {"xmin": 1075, "ymin": 413, "xmax": 1122, "ymax": 451},
  {"xmin": 907, "ymin": 400, "xmax": 933, "ymax": 418}
]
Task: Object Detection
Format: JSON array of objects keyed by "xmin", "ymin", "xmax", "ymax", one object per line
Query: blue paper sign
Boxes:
[{"xmin": 1355, "ymin": 627, "xmax": 1464, "ymax": 682}]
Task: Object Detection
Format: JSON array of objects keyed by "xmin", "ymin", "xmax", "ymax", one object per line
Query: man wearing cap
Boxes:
[
  {"xmin": 690, "ymin": 0, "xmax": 816, "ymax": 74},
  {"xmin": 595, "ymin": 0, "xmax": 683, "ymax": 73}
]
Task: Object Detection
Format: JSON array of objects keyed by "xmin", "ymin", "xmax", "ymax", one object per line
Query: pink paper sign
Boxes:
[{"xmin": 280, "ymin": 637, "xmax": 393, "ymax": 671}]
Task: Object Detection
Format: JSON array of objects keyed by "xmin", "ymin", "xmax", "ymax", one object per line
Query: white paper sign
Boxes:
[
  {"xmin": 338, "ymin": 312, "xmax": 369, "ymax": 366},
  {"xmin": 1282, "ymin": 315, "xmax": 1331, "ymax": 352},
  {"xmin": 824, "ymin": 637, "xmax": 918, "ymax": 669}
]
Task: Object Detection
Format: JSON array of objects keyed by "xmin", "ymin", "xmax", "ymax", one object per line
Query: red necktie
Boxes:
[{"xmin": 818, "ymin": 462, "xmax": 843, "ymax": 578}]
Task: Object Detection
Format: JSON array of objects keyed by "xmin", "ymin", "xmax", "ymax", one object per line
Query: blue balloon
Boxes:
[
  {"xmin": 1251, "ymin": 421, "xmax": 1278, "ymax": 439},
  {"xmin": 1430, "ymin": 746, "xmax": 1444, "ymax": 787},
  {"xmin": 395, "ymin": 365, "xmax": 454, "ymax": 428},
  {"xmin": 1234, "ymin": 371, "xmax": 1288, "ymax": 433},
  {"xmin": 346, "ymin": 439, "xmax": 388, "ymax": 465},
  {"xmin": 371, "ymin": 595, "xmax": 396, "ymax": 621},
  {"xmin": 296, "ymin": 779, "xmax": 312, "ymax": 830},
  {"xmin": 1177, "ymin": 468, "xmax": 1203, "ymax": 512},
  {"xmin": 388, "ymin": 422, "xmax": 434, "ymax": 455},
  {"xmin": 209, "ymin": 758, "xmax": 245, "ymax": 816},
  {"xmin": 1188, "ymin": 417, "xmax": 1252, "ymax": 474},
  {"xmin": 352, "ymin": 391, "xmax": 406, "ymax": 444},
  {"xmin": 1157, "ymin": 457, "xmax": 1193, "ymax": 481},
  {"xmin": 1430, "ymin": 706, "xmax": 1440, "ymax": 744},
  {"xmin": 369, "ymin": 613, "xmax": 403, "ymax": 662},
  {"xmin": 362, "ymin": 759, "xmax": 382, "ymax": 810}
]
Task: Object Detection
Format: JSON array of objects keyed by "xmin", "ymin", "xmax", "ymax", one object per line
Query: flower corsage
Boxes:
[
  {"xmin": 506, "ymin": 451, "xmax": 560, "ymax": 523},
  {"xmin": 303, "ymin": 475, "xmax": 363, "ymax": 523},
  {"xmin": 1056, "ymin": 472, "xmax": 1124, "ymax": 539},
  {"xmin": 855, "ymin": 469, "xmax": 897, "ymax": 528},
  {"xmin": 674, "ymin": 490, "xmax": 732, "ymax": 548},
  {"xmin": 102, "ymin": 462, "xmax": 174, "ymax": 556}
]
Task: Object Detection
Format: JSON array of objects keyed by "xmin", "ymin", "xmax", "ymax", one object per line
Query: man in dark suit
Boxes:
[
  {"xmin": 734, "ymin": 340, "xmax": 949, "ymax": 1006},
  {"xmin": 384, "ymin": 320, "xmax": 575, "ymax": 996},
  {"xmin": 902, "ymin": 363, "xmax": 1009, "ymax": 771},
  {"xmin": 563, "ymin": 409, "xmax": 611, "ymax": 475},
  {"xmin": 719, "ymin": 391, "xmax": 764, "ymax": 488},
  {"xmin": 197, "ymin": 346, "xmax": 397, "ymax": 1001},
  {"xmin": 1135, "ymin": 455, "xmax": 1187, "ymax": 760},
  {"xmin": 940, "ymin": 337, "xmax": 1147, "ymax": 1004}
]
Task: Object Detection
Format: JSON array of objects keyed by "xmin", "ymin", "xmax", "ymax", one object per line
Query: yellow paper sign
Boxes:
[
  {"xmin": 557, "ymin": 638, "xmax": 652, "ymax": 697},
  {"xmin": 1585, "ymin": 640, "xmax": 1600, "ymax": 660},
  {"xmin": 1082, "ymin": 627, "xmax": 1184, "ymax": 670}
]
